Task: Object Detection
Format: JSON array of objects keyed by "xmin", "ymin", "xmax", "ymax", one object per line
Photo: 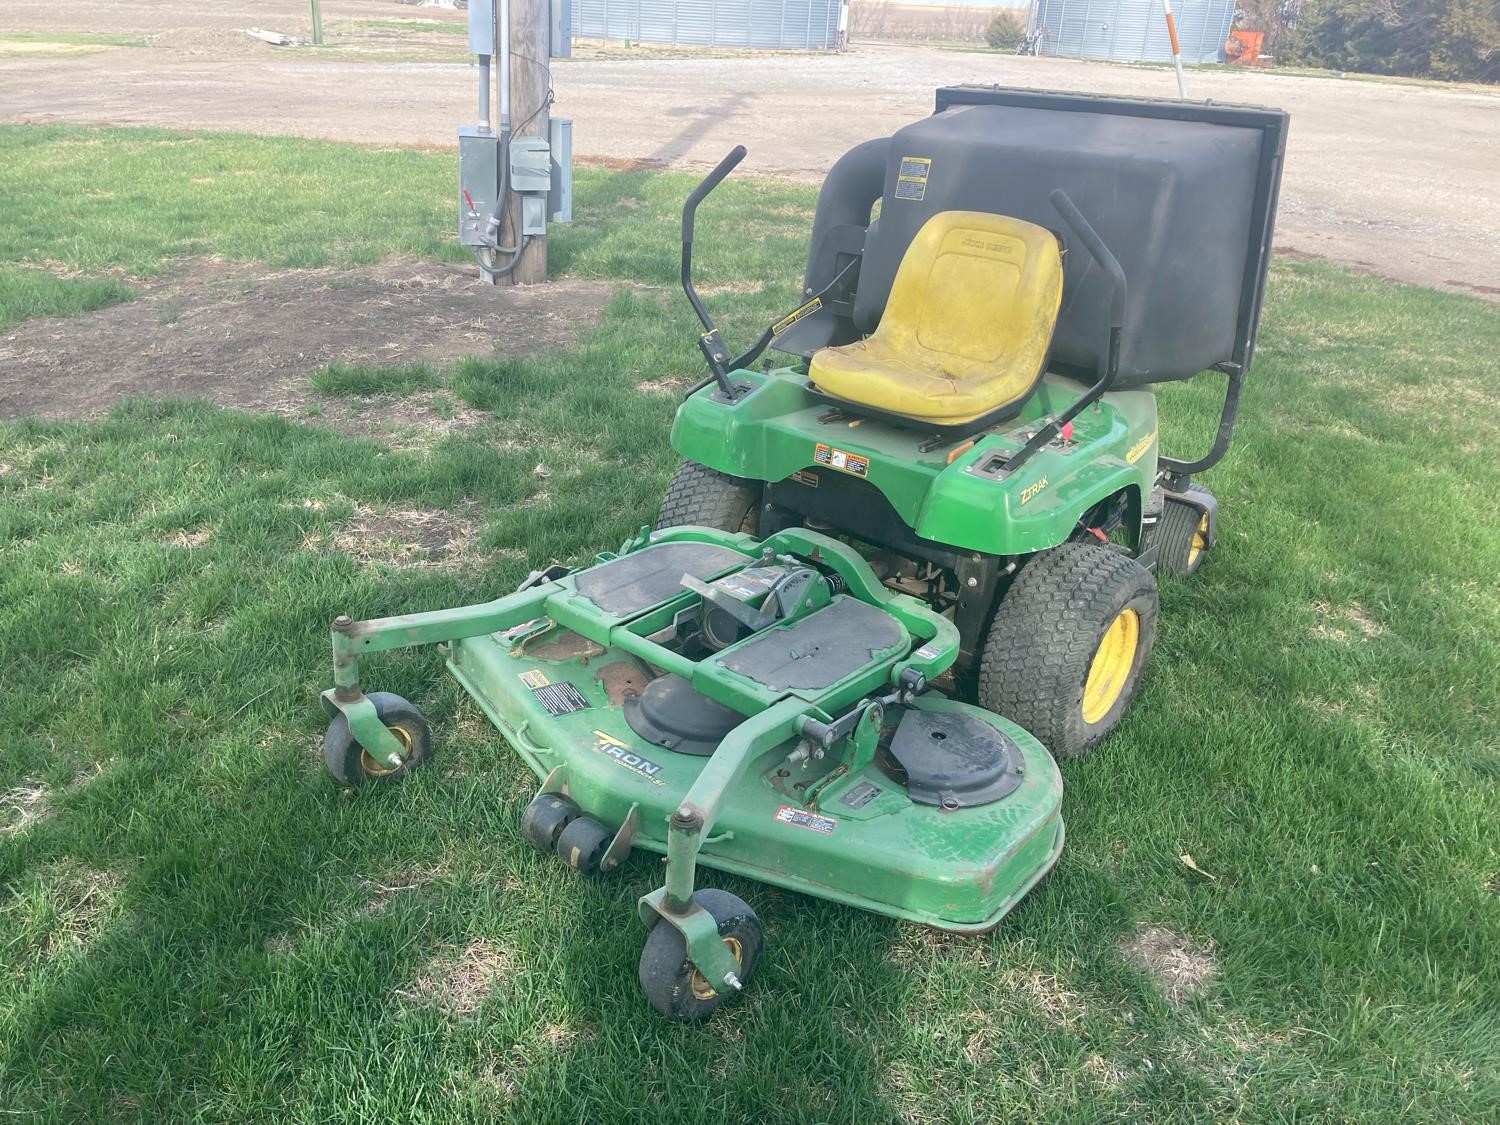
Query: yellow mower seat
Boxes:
[{"xmin": 809, "ymin": 211, "xmax": 1064, "ymax": 427}]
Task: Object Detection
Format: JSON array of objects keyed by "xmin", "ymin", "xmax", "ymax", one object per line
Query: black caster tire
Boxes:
[
  {"xmin": 323, "ymin": 692, "xmax": 432, "ymax": 787},
  {"xmin": 656, "ymin": 461, "xmax": 759, "ymax": 535},
  {"xmin": 979, "ymin": 542, "xmax": 1158, "ymax": 759},
  {"xmin": 521, "ymin": 794, "xmax": 581, "ymax": 853},
  {"xmin": 638, "ymin": 889, "xmax": 764, "ymax": 1023},
  {"xmin": 555, "ymin": 815, "xmax": 613, "ymax": 876},
  {"xmin": 1155, "ymin": 485, "xmax": 1214, "ymax": 577}
]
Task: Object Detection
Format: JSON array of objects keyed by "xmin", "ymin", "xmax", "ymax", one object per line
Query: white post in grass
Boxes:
[{"xmin": 1160, "ymin": 0, "xmax": 1188, "ymax": 100}]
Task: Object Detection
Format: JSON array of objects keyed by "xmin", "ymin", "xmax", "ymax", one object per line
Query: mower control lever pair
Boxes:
[
  {"xmin": 1001, "ymin": 191, "xmax": 1129, "ymax": 477},
  {"xmin": 682, "ymin": 146, "xmax": 857, "ymax": 400}
]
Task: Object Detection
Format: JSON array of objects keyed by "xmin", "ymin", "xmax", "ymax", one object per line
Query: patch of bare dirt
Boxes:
[
  {"xmin": 394, "ymin": 937, "xmax": 515, "ymax": 1017},
  {"xmin": 1, "ymin": 859, "xmax": 123, "ymax": 965},
  {"xmin": 636, "ymin": 375, "xmax": 695, "ymax": 395},
  {"xmin": 1121, "ymin": 923, "xmax": 1219, "ymax": 1007},
  {"xmin": 358, "ymin": 861, "xmax": 450, "ymax": 915},
  {"xmin": 306, "ymin": 499, "xmax": 487, "ymax": 568},
  {"xmin": 1311, "ymin": 599, "xmax": 1386, "ymax": 643},
  {"xmin": 1080, "ymin": 1053, "xmax": 1130, "ymax": 1088},
  {"xmin": 310, "ymin": 389, "xmax": 493, "ymax": 452},
  {"xmin": 164, "ymin": 528, "xmax": 212, "ymax": 549},
  {"xmin": 0, "ymin": 779, "xmax": 50, "ymax": 836},
  {"xmin": 0, "ymin": 257, "xmax": 613, "ymax": 422}
]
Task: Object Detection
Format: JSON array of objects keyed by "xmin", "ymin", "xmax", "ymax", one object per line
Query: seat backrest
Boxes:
[{"xmin": 876, "ymin": 211, "xmax": 1063, "ymax": 388}]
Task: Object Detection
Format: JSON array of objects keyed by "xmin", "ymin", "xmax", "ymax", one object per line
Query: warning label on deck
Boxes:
[
  {"xmin": 814, "ymin": 443, "xmax": 869, "ymax": 478},
  {"xmin": 531, "ymin": 681, "xmax": 590, "ymax": 716},
  {"xmin": 519, "ymin": 669, "xmax": 550, "ymax": 689},
  {"xmin": 774, "ymin": 805, "xmax": 837, "ymax": 834},
  {"xmin": 895, "ymin": 156, "xmax": 932, "ymax": 201}
]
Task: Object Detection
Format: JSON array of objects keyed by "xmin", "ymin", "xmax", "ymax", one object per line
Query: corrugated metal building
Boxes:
[
  {"xmin": 574, "ymin": 0, "xmax": 845, "ymax": 50},
  {"xmin": 1026, "ymin": 0, "xmax": 1236, "ymax": 64}
]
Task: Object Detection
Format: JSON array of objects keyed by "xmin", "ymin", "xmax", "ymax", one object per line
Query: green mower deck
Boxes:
[{"xmin": 321, "ymin": 526, "xmax": 1063, "ymax": 1020}]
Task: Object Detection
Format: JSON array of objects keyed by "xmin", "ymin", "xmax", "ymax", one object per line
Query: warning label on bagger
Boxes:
[
  {"xmin": 774, "ymin": 805, "xmax": 837, "ymax": 834},
  {"xmin": 772, "ymin": 296, "xmax": 822, "ymax": 337},
  {"xmin": 531, "ymin": 681, "xmax": 591, "ymax": 716},
  {"xmin": 895, "ymin": 156, "xmax": 932, "ymax": 201},
  {"xmin": 814, "ymin": 443, "xmax": 869, "ymax": 478}
]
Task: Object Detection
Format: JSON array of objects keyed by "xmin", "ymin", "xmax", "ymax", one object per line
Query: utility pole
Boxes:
[
  {"xmin": 309, "ymin": 0, "xmax": 324, "ymax": 47},
  {"xmin": 500, "ymin": 0, "xmax": 550, "ymax": 285},
  {"xmin": 461, "ymin": 1, "xmax": 565, "ymax": 286}
]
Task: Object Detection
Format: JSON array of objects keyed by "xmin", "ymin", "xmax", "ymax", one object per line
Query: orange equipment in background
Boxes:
[{"xmin": 1224, "ymin": 28, "xmax": 1265, "ymax": 65}]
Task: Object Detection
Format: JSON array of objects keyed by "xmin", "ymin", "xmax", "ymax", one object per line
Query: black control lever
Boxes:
[
  {"xmin": 681, "ymin": 146, "xmax": 747, "ymax": 398},
  {"xmin": 1001, "ymin": 190, "xmax": 1129, "ymax": 477}
]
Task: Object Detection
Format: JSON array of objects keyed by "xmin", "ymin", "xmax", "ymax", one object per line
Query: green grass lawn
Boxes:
[{"xmin": 1, "ymin": 126, "xmax": 1498, "ymax": 1123}]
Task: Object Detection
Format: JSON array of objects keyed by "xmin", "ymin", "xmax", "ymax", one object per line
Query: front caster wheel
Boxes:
[
  {"xmin": 1154, "ymin": 484, "xmax": 1215, "ymax": 577},
  {"xmin": 555, "ymin": 816, "xmax": 613, "ymax": 876},
  {"xmin": 638, "ymin": 889, "xmax": 764, "ymax": 1023},
  {"xmin": 323, "ymin": 692, "xmax": 432, "ymax": 787},
  {"xmin": 521, "ymin": 794, "xmax": 580, "ymax": 853}
]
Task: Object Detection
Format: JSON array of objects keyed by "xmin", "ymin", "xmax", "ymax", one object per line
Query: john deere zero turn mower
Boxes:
[{"xmin": 317, "ymin": 87, "xmax": 1286, "ymax": 1022}]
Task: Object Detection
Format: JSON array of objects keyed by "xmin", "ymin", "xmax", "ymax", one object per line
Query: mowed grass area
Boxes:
[{"xmin": 1, "ymin": 126, "xmax": 1498, "ymax": 1122}]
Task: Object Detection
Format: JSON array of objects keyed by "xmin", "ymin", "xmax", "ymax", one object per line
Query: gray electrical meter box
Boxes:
[
  {"xmin": 509, "ymin": 138, "xmax": 552, "ymax": 192},
  {"xmin": 510, "ymin": 137, "xmax": 552, "ymax": 236},
  {"xmin": 549, "ymin": 118, "xmax": 573, "ymax": 223},
  {"xmin": 458, "ymin": 127, "xmax": 501, "ymax": 247}
]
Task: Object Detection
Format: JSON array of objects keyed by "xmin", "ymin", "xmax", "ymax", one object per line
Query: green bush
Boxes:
[{"xmin": 986, "ymin": 11, "xmax": 1025, "ymax": 51}]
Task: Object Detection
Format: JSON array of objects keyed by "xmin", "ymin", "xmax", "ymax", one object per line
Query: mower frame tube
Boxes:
[
  {"xmin": 1159, "ymin": 363, "xmax": 1245, "ymax": 482},
  {"xmin": 322, "ymin": 582, "xmax": 558, "ymax": 768},
  {"xmin": 640, "ymin": 696, "xmax": 808, "ymax": 993}
]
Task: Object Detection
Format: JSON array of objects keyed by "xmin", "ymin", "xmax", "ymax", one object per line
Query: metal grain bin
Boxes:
[
  {"xmin": 575, "ymin": 0, "xmax": 843, "ymax": 50},
  {"xmin": 1027, "ymin": 0, "xmax": 1235, "ymax": 64}
]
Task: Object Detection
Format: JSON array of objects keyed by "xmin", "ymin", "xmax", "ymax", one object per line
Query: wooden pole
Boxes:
[{"xmin": 502, "ymin": 0, "xmax": 549, "ymax": 284}]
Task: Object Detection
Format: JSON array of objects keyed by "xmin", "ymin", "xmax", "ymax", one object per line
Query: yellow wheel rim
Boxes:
[
  {"xmin": 1186, "ymin": 511, "xmax": 1211, "ymax": 569},
  {"xmin": 689, "ymin": 936, "xmax": 743, "ymax": 1001},
  {"xmin": 1082, "ymin": 609, "xmax": 1140, "ymax": 725},
  {"xmin": 359, "ymin": 724, "xmax": 412, "ymax": 778}
]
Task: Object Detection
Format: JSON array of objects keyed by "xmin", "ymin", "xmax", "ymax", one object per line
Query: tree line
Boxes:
[{"xmin": 1246, "ymin": 0, "xmax": 1498, "ymax": 83}]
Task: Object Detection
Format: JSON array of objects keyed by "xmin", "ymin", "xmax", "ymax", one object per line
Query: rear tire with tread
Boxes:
[
  {"xmin": 656, "ymin": 461, "xmax": 759, "ymax": 534},
  {"xmin": 978, "ymin": 542, "xmax": 1158, "ymax": 758}
]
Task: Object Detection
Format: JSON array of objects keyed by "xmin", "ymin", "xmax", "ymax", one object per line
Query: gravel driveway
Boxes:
[{"xmin": 2, "ymin": 0, "xmax": 1496, "ymax": 297}]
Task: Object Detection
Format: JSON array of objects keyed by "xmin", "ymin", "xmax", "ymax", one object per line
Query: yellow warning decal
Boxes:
[
  {"xmin": 1125, "ymin": 429, "xmax": 1158, "ymax": 464},
  {"xmin": 772, "ymin": 296, "xmax": 823, "ymax": 337},
  {"xmin": 895, "ymin": 156, "xmax": 932, "ymax": 202},
  {"xmin": 518, "ymin": 669, "xmax": 551, "ymax": 689},
  {"xmin": 814, "ymin": 442, "xmax": 870, "ymax": 478}
]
